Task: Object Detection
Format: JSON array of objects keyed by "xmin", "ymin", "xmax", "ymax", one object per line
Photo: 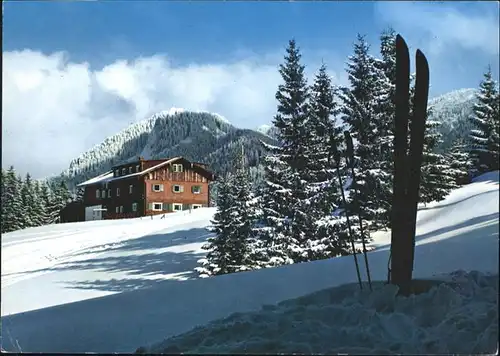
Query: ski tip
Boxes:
[
  {"xmin": 416, "ymin": 49, "xmax": 428, "ymax": 63},
  {"xmin": 396, "ymin": 34, "xmax": 409, "ymax": 50},
  {"xmin": 416, "ymin": 49, "xmax": 430, "ymax": 74}
]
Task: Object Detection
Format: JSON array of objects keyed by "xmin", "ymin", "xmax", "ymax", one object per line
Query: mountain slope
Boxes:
[
  {"xmin": 60, "ymin": 110, "xmax": 276, "ymax": 190},
  {"xmin": 427, "ymin": 88, "xmax": 477, "ymax": 152},
  {"xmin": 58, "ymin": 88, "xmax": 477, "ymax": 191}
]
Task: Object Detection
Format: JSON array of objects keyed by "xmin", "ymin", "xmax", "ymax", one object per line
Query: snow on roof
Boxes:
[
  {"xmin": 106, "ymin": 157, "xmax": 182, "ymax": 183},
  {"xmin": 76, "ymin": 171, "xmax": 114, "ymax": 187},
  {"xmin": 77, "ymin": 157, "xmax": 192, "ymax": 186}
]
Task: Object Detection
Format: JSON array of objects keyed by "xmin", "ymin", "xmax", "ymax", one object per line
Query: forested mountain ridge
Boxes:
[
  {"xmin": 57, "ymin": 110, "xmax": 276, "ymax": 190},
  {"xmin": 427, "ymin": 88, "xmax": 477, "ymax": 152},
  {"xmin": 55, "ymin": 87, "xmax": 477, "ymax": 191}
]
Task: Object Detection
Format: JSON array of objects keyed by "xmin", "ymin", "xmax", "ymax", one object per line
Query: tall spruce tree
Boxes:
[
  {"xmin": 256, "ymin": 39, "xmax": 314, "ymax": 265},
  {"xmin": 229, "ymin": 146, "xmax": 259, "ymax": 271},
  {"xmin": 20, "ymin": 173, "xmax": 38, "ymax": 228},
  {"xmin": 31, "ymin": 180, "xmax": 47, "ymax": 226},
  {"xmin": 39, "ymin": 182, "xmax": 55, "ymax": 225},
  {"xmin": 196, "ymin": 150, "xmax": 258, "ymax": 277},
  {"xmin": 419, "ymin": 114, "xmax": 458, "ymax": 203},
  {"xmin": 254, "ymin": 152, "xmax": 296, "ymax": 267},
  {"xmin": 274, "ymin": 39, "xmax": 319, "ymax": 262},
  {"xmin": 445, "ymin": 138, "xmax": 472, "ymax": 186},
  {"xmin": 339, "ymin": 34, "xmax": 386, "ymax": 235},
  {"xmin": 469, "ymin": 67, "xmax": 500, "ymax": 176},
  {"xmin": 375, "ymin": 28, "xmax": 398, "ymax": 228},
  {"xmin": 3, "ymin": 167, "xmax": 25, "ymax": 232},
  {"xmin": 307, "ymin": 63, "xmax": 349, "ymax": 258},
  {"xmin": 196, "ymin": 174, "xmax": 236, "ymax": 277}
]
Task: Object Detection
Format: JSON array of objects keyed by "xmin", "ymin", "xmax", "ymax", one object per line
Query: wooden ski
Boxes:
[
  {"xmin": 390, "ymin": 34, "xmax": 412, "ymax": 294},
  {"xmin": 407, "ymin": 50, "xmax": 430, "ymax": 271},
  {"xmin": 390, "ymin": 35, "xmax": 430, "ymax": 296}
]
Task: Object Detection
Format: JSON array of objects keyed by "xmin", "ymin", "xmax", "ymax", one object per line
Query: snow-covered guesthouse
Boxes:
[{"xmin": 77, "ymin": 156, "xmax": 215, "ymax": 221}]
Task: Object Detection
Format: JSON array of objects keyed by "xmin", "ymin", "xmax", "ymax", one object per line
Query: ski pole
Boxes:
[
  {"xmin": 344, "ymin": 131, "xmax": 373, "ymax": 291},
  {"xmin": 330, "ymin": 133, "xmax": 363, "ymax": 290}
]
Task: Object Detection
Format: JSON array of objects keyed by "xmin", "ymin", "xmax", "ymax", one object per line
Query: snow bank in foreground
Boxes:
[{"xmin": 141, "ymin": 270, "xmax": 498, "ymax": 355}]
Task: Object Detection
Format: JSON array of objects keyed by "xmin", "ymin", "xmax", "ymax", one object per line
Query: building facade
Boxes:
[{"xmin": 78, "ymin": 157, "xmax": 215, "ymax": 220}]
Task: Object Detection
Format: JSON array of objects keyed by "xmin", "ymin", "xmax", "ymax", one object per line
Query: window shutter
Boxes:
[
  {"xmin": 160, "ymin": 184, "xmax": 164, "ymax": 192},
  {"xmin": 180, "ymin": 185, "xmax": 184, "ymax": 193},
  {"xmin": 152, "ymin": 185, "xmax": 155, "ymax": 192},
  {"xmin": 148, "ymin": 203, "xmax": 153, "ymax": 210},
  {"xmin": 172, "ymin": 185, "xmax": 176, "ymax": 193},
  {"xmin": 162, "ymin": 203, "xmax": 169, "ymax": 211}
]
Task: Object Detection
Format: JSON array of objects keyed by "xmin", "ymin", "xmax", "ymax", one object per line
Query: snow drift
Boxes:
[{"xmin": 140, "ymin": 270, "xmax": 498, "ymax": 354}]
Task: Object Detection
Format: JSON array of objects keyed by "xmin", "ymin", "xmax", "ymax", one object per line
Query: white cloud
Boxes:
[
  {"xmin": 2, "ymin": 49, "xmax": 345, "ymax": 179},
  {"xmin": 375, "ymin": 2, "xmax": 499, "ymax": 56}
]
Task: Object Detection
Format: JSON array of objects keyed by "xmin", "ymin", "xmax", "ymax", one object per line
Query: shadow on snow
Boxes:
[{"xmin": 1, "ymin": 211, "xmax": 498, "ymax": 353}]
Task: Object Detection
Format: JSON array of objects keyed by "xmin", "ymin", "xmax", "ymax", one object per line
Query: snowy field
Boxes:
[{"xmin": 1, "ymin": 172, "xmax": 498, "ymax": 353}]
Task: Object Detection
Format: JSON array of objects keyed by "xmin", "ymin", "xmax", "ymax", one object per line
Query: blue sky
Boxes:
[{"xmin": 3, "ymin": 1, "xmax": 499, "ymax": 178}]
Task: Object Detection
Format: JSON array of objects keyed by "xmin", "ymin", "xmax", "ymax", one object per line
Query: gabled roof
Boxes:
[
  {"xmin": 77, "ymin": 157, "xmax": 215, "ymax": 187},
  {"xmin": 77, "ymin": 171, "xmax": 114, "ymax": 187}
]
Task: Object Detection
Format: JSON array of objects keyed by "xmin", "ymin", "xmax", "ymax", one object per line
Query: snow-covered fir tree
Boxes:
[
  {"xmin": 255, "ymin": 39, "xmax": 316, "ymax": 265},
  {"xmin": 2, "ymin": 167, "xmax": 25, "ymax": 233},
  {"xmin": 20, "ymin": 173, "xmax": 39, "ymax": 228},
  {"xmin": 444, "ymin": 138, "xmax": 472, "ymax": 186},
  {"xmin": 307, "ymin": 63, "xmax": 350, "ymax": 259},
  {"xmin": 196, "ymin": 148, "xmax": 258, "ymax": 277},
  {"xmin": 38, "ymin": 182, "xmax": 57, "ymax": 225},
  {"xmin": 196, "ymin": 174, "xmax": 236, "ymax": 277},
  {"xmin": 253, "ymin": 150, "xmax": 295, "ymax": 267},
  {"xmin": 375, "ymin": 27, "xmax": 398, "ymax": 228},
  {"xmin": 228, "ymin": 147, "xmax": 260, "ymax": 270},
  {"xmin": 469, "ymin": 67, "xmax": 500, "ymax": 176},
  {"xmin": 1, "ymin": 166, "xmax": 73, "ymax": 232},
  {"xmin": 338, "ymin": 34, "xmax": 388, "ymax": 235},
  {"xmin": 273, "ymin": 39, "xmax": 322, "ymax": 262},
  {"xmin": 418, "ymin": 113, "xmax": 458, "ymax": 203}
]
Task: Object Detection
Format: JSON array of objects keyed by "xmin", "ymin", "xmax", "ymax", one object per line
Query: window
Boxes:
[
  {"xmin": 192, "ymin": 185, "xmax": 202, "ymax": 194},
  {"xmin": 152, "ymin": 202, "xmax": 163, "ymax": 211},
  {"xmin": 191, "ymin": 204, "xmax": 202, "ymax": 210},
  {"xmin": 173, "ymin": 203, "xmax": 183, "ymax": 212},
  {"xmin": 152, "ymin": 184, "xmax": 163, "ymax": 192},
  {"xmin": 172, "ymin": 185, "xmax": 184, "ymax": 193},
  {"xmin": 119, "ymin": 206, "xmax": 124, "ymax": 213},
  {"xmin": 136, "ymin": 165, "xmax": 140, "ymax": 173},
  {"xmin": 121, "ymin": 168, "xmax": 126, "ymax": 175},
  {"xmin": 115, "ymin": 206, "xmax": 119, "ymax": 213},
  {"xmin": 116, "ymin": 187, "xmax": 120, "ymax": 196},
  {"xmin": 129, "ymin": 185, "xmax": 133, "ymax": 194},
  {"xmin": 173, "ymin": 164, "xmax": 183, "ymax": 172},
  {"xmin": 132, "ymin": 203, "xmax": 138, "ymax": 212},
  {"xmin": 108, "ymin": 189, "xmax": 111, "ymax": 198},
  {"xmin": 101, "ymin": 190, "xmax": 106, "ymax": 198},
  {"xmin": 96, "ymin": 189, "xmax": 100, "ymax": 198}
]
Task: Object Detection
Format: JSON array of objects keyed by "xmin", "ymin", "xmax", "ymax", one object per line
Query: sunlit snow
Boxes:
[{"xmin": 1, "ymin": 172, "xmax": 498, "ymax": 353}]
